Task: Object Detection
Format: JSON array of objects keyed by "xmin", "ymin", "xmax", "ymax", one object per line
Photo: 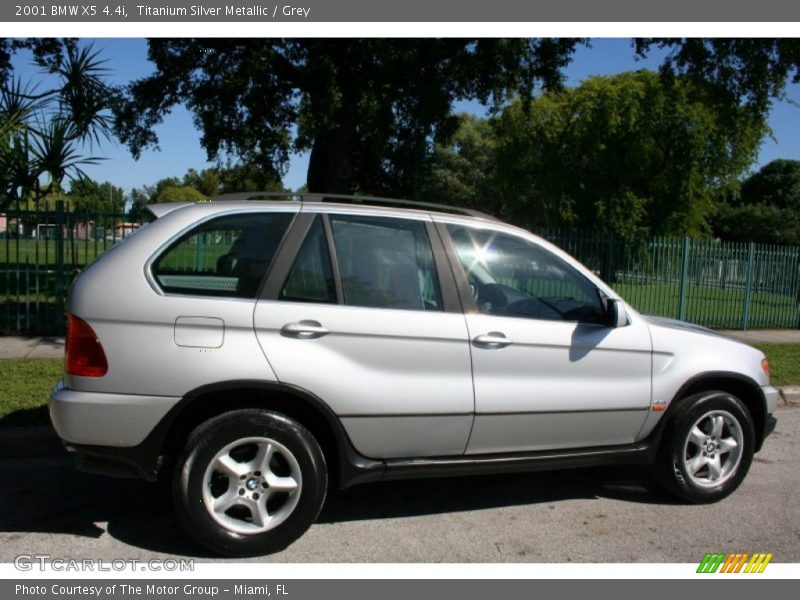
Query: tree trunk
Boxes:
[{"xmin": 306, "ymin": 129, "xmax": 355, "ymax": 195}]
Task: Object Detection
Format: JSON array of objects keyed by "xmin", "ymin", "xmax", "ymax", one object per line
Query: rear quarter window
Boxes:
[{"xmin": 152, "ymin": 212, "xmax": 293, "ymax": 298}]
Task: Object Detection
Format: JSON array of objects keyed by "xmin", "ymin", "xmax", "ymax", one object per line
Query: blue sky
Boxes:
[{"xmin": 10, "ymin": 38, "xmax": 800, "ymax": 195}]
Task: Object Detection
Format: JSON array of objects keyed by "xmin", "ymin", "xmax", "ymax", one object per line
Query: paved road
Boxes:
[{"xmin": 1, "ymin": 406, "xmax": 798, "ymax": 563}]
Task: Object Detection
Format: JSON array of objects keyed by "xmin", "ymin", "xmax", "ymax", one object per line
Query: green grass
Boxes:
[
  {"xmin": 1, "ymin": 343, "xmax": 798, "ymax": 429},
  {"xmin": 0, "ymin": 238, "xmax": 112, "ymax": 266},
  {"xmin": 755, "ymin": 344, "xmax": 800, "ymax": 388},
  {"xmin": 0, "ymin": 358, "xmax": 62, "ymax": 427},
  {"xmin": 616, "ymin": 282, "xmax": 800, "ymax": 329}
]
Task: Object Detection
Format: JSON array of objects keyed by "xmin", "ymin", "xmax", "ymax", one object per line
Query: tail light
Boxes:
[{"xmin": 65, "ymin": 314, "xmax": 108, "ymax": 377}]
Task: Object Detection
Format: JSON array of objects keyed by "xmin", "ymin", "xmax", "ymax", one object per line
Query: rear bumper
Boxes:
[
  {"xmin": 48, "ymin": 380, "xmax": 180, "ymax": 447},
  {"xmin": 71, "ymin": 442, "xmax": 162, "ymax": 480}
]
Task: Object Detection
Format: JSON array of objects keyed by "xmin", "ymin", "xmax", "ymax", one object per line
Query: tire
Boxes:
[
  {"xmin": 655, "ymin": 391, "xmax": 755, "ymax": 503},
  {"xmin": 172, "ymin": 409, "xmax": 327, "ymax": 557}
]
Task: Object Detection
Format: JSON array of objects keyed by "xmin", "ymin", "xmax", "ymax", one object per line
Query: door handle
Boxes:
[
  {"xmin": 280, "ymin": 320, "xmax": 331, "ymax": 339},
  {"xmin": 472, "ymin": 332, "xmax": 513, "ymax": 348}
]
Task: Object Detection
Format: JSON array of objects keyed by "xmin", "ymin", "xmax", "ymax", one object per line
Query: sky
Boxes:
[{"xmin": 10, "ymin": 38, "xmax": 800, "ymax": 195}]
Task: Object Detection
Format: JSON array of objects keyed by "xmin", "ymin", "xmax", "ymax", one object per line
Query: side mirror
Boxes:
[{"xmin": 604, "ymin": 297, "xmax": 628, "ymax": 328}]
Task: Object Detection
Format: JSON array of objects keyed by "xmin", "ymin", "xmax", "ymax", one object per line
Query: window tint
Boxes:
[
  {"xmin": 330, "ymin": 215, "xmax": 442, "ymax": 311},
  {"xmin": 153, "ymin": 212, "xmax": 292, "ymax": 298},
  {"xmin": 280, "ymin": 217, "xmax": 337, "ymax": 304},
  {"xmin": 447, "ymin": 225, "xmax": 605, "ymax": 323}
]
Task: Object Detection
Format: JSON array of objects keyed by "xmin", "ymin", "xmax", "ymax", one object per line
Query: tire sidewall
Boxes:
[
  {"xmin": 664, "ymin": 392, "xmax": 755, "ymax": 503},
  {"xmin": 173, "ymin": 409, "xmax": 327, "ymax": 557}
]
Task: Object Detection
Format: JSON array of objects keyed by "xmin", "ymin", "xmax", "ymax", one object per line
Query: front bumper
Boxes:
[
  {"xmin": 762, "ymin": 384, "xmax": 781, "ymax": 415},
  {"xmin": 760, "ymin": 385, "xmax": 780, "ymax": 449},
  {"xmin": 48, "ymin": 380, "xmax": 180, "ymax": 447}
]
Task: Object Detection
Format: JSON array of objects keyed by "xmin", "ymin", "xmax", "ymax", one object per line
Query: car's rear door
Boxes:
[{"xmin": 253, "ymin": 209, "xmax": 474, "ymax": 459}]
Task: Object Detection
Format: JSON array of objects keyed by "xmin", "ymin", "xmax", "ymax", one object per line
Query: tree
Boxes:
[
  {"xmin": 415, "ymin": 114, "xmax": 499, "ymax": 213},
  {"xmin": 182, "ymin": 164, "xmax": 285, "ymax": 196},
  {"xmin": 68, "ymin": 177, "xmax": 125, "ymax": 212},
  {"xmin": 713, "ymin": 160, "xmax": 800, "ymax": 244},
  {"xmin": 713, "ymin": 202, "xmax": 800, "ymax": 245},
  {"xmin": 739, "ymin": 159, "xmax": 800, "ymax": 210},
  {"xmin": 128, "ymin": 164, "xmax": 286, "ymax": 220},
  {"xmin": 0, "ymin": 39, "xmax": 75, "ymax": 83},
  {"xmin": 490, "ymin": 71, "xmax": 766, "ymax": 236},
  {"xmin": 115, "ymin": 39, "xmax": 581, "ymax": 195},
  {"xmin": 636, "ymin": 39, "xmax": 800, "ymax": 121},
  {"xmin": 0, "ymin": 42, "xmax": 117, "ymax": 211},
  {"xmin": 154, "ymin": 185, "xmax": 206, "ymax": 203}
]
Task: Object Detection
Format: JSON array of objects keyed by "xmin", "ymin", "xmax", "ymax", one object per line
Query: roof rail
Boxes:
[{"xmin": 208, "ymin": 191, "xmax": 496, "ymax": 220}]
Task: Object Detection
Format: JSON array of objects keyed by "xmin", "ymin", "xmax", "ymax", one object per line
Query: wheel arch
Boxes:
[
  {"xmin": 155, "ymin": 380, "xmax": 384, "ymax": 489},
  {"xmin": 661, "ymin": 371, "xmax": 767, "ymax": 451}
]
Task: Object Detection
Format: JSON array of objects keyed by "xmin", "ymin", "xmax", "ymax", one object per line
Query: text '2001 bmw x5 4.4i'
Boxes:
[{"xmin": 49, "ymin": 193, "xmax": 779, "ymax": 556}]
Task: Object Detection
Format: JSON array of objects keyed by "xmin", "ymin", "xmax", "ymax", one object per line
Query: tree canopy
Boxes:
[
  {"xmin": 635, "ymin": 39, "xmax": 800, "ymax": 120},
  {"xmin": 68, "ymin": 177, "xmax": 125, "ymax": 212},
  {"xmin": 115, "ymin": 39, "xmax": 581, "ymax": 195},
  {"xmin": 417, "ymin": 71, "xmax": 767, "ymax": 237},
  {"xmin": 0, "ymin": 40, "xmax": 117, "ymax": 211},
  {"xmin": 126, "ymin": 164, "xmax": 286, "ymax": 220},
  {"xmin": 154, "ymin": 185, "xmax": 207, "ymax": 204},
  {"xmin": 0, "ymin": 39, "xmax": 76, "ymax": 84},
  {"xmin": 713, "ymin": 159, "xmax": 800, "ymax": 245}
]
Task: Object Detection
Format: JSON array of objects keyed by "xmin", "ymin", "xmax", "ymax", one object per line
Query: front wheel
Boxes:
[
  {"xmin": 173, "ymin": 409, "xmax": 327, "ymax": 557},
  {"xmin": 656, "ymin": 391, "xmax": 755, "ymax": 503}
]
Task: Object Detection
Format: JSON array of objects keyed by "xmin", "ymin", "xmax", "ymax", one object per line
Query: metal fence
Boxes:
[
  {"xmin": 538, "ymin": 228, "xmax": 800, "ymax": 330},
  {"xmin": 1, "ymin": 203, "xmax": 799, "ymax": 335},
  {"xmin": 1, "ymin": 201, "xmax": 138, "ymax": 335}
]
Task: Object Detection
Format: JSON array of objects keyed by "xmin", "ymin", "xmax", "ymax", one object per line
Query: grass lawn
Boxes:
[
  {"xmin": 755, "ymin": 344, "xmax": 800, "ymax": 388},
  {"xmin": 0, "ymin": 358, "xmax": 62, "ymax": 427},
  {"xmin": 616, "ymin": 282, "xmax": 800, "ymax": 330},
  {"xmin": 0, "ymin": 238, "xmax": 111, "ymax": 266},
  {"xmin": 1, "ymin": 344, "xmax": 798, "ymax": 429}
]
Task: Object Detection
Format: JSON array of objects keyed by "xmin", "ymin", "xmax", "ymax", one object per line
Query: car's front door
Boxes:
[
  {"xmin": 254, "ymin": 211, "xmax": 474, "ymax": 459},
  {"xmin": 437, "ymin": 220, "xmax": 653, "ymax": 455}
]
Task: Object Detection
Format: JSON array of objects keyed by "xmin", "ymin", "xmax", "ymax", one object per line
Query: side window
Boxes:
[
  {"xmin": 153, "ymin": 212, "xmax": 292, "ymax": 298},
  {"xmin": 446, "ymin": 224, "xmax": 605, "ymax": 323},
  {"xmin": 279, "ymin": 217, "xmax": 337, "ymax": 304},
  {"xmin": 330, "ymin": 215, "xmax": 443, "ymax": 311}
]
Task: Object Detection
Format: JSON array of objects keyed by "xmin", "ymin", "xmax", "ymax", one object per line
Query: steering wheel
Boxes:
[{"xmin": 473, "ymin": 283, "xmax": 510, "ymax": 313}]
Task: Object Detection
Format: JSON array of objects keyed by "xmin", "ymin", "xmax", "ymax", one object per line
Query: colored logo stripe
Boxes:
[
  {"xmin": 697, "ymin": 552, "xmax": 772, "ymax": 573},
  {"xmin": 744, "ymin": 553, "xmax": 773, "ymax": 573},
  {"xmin": 697, "ymin": 553, "xmax": 726, "ymax": 573}
]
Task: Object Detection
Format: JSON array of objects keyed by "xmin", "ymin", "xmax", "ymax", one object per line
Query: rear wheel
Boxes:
[
  {"xmin": 173, "ymin": 409, "xmax": 327, "ymax": 556},
  {"xmin": 656, "ymin": 391, "xmax": 754, "ymax": 503}
]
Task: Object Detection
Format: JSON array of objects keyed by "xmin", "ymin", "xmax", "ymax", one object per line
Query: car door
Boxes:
[
  {"xmin": 253, "ymin": 210, "xmax": 474, "ymax": 459},
  {"xmin": 436, "ymin": 219, "xmax": 653, "ymax": 455}
]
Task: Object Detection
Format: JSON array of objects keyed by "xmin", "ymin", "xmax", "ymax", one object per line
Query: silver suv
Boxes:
[{"xmin": 49, "ymin": 193, "xmax": 779, "ymax": 556}]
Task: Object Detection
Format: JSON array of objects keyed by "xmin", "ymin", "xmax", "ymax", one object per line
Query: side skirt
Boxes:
[{"xmin": 339, "ymin": 441, "xmax": 657, "ymax": 488}]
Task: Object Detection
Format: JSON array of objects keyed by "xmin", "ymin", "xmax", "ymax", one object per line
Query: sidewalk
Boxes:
[
  {"xmin": 0, "ymin": 336, "xmax": 64, "ymax": 359},
  {"xmin": 1, "ymin": 329, "xmax": 800, "ymax": 360},
  {"xmin": 719, "ymin": 329, "xmax": 800, "ymax": 345}
]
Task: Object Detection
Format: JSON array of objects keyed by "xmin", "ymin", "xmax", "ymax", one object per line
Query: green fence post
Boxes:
[
  {"xmin": 743, "ymin": 242, "xmax": 755, "ymax": 331},
  {"xmin": 678, "ymin": 236, "xmax": 690, "ymax": 321},
  {"xmin": 54, "ymin": 200, "xmax": 65, "ymax": 335},
  {"xmin": 603, "ymin": 234, "xmax": 615, "ymax": 285}
]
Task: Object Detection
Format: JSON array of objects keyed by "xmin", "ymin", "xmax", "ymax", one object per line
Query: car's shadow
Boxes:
[{"xmin": 0, "ymin": 456, "xmax": 681, "ymax": 558}]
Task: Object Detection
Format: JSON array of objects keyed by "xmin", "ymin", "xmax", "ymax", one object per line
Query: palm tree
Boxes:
[{"xmin": 0, "ymin": 43, "xmax": 116, "ymax": 212}]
